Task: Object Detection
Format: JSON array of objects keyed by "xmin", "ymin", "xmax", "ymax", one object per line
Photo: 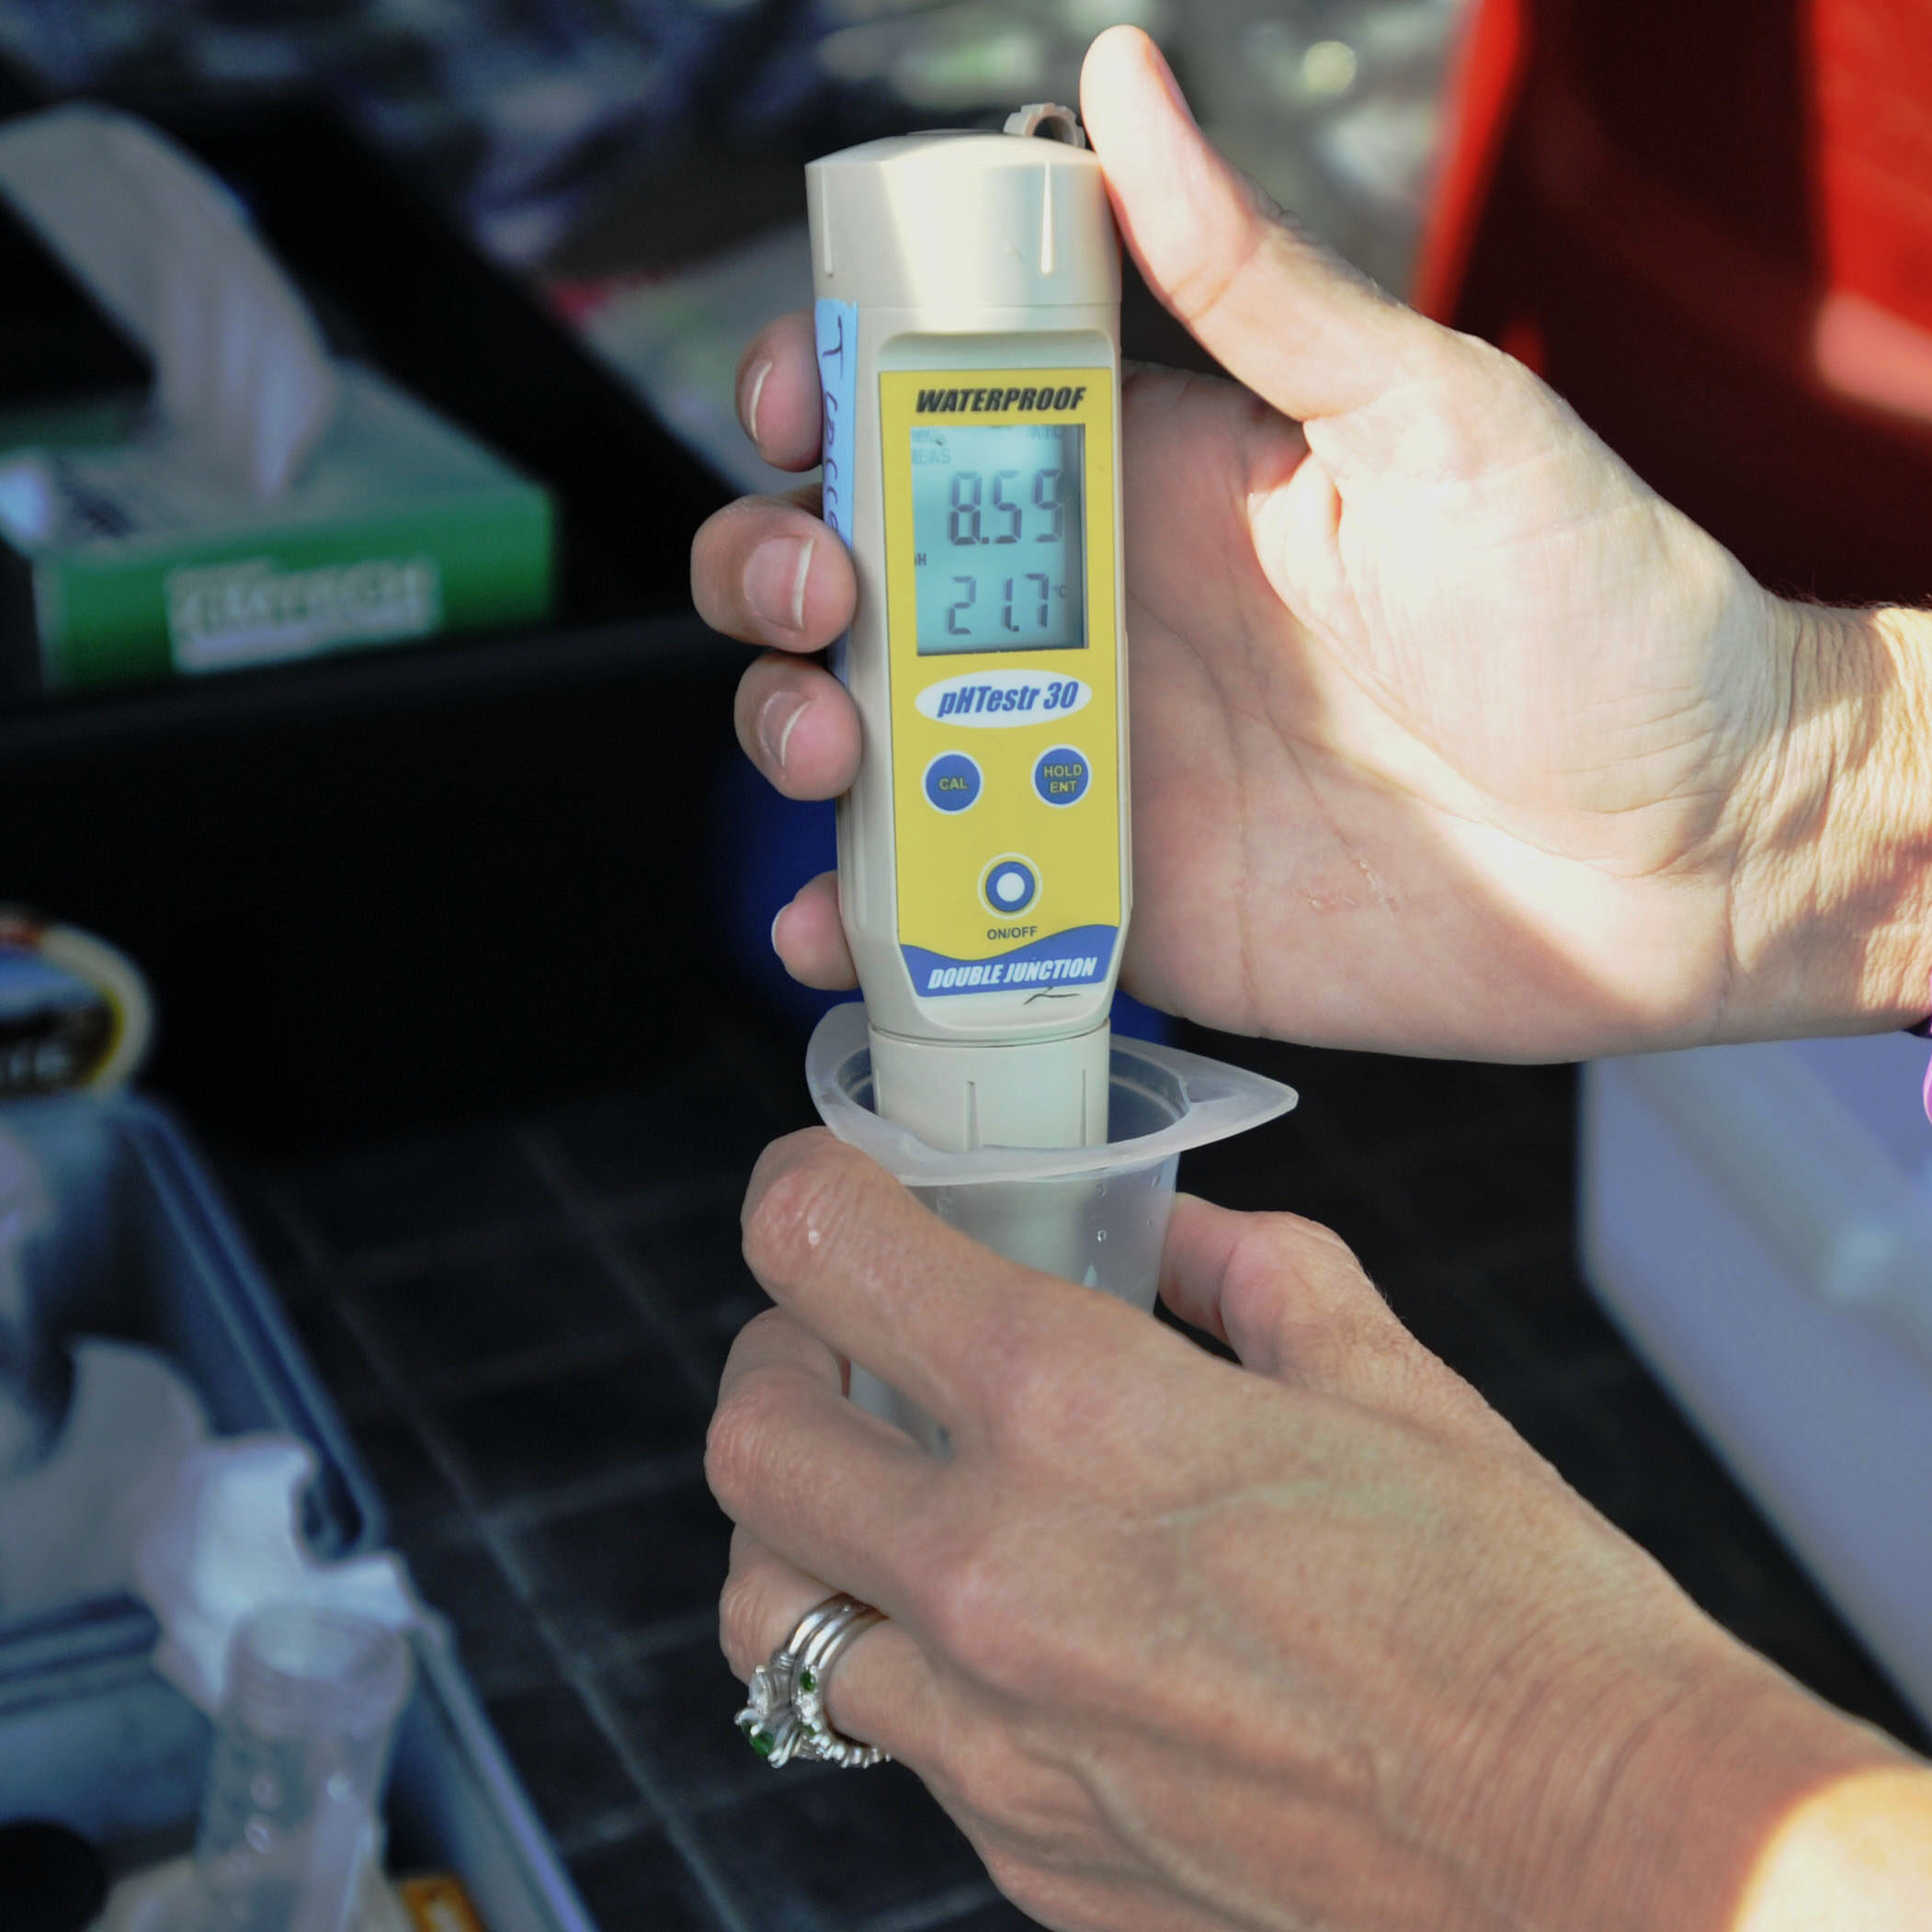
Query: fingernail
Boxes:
[
  {"xmin": 745, "ymin": 535, "xmax": 814, "ymax": 632},
  {"xmin": 757, "ymin": 689, "xmax": 808, "ymax": 775},
  {"xmin": 769, "ymin": 903, "xmax": 788, "ymax": 954},
  {"xmin": 739, "ymin": 356, "xmax": 774, "ymax": 441}
]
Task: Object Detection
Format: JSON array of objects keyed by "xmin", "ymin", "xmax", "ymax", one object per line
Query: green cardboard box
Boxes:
[{"xmin": 0, "ymin": 364, "xmax": 553, "ymax": 694}]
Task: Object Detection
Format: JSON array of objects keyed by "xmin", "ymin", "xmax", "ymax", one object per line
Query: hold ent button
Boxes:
[{"xmin": 1033, "ymin": 745, "xmax": 1090, "ymax": 806}]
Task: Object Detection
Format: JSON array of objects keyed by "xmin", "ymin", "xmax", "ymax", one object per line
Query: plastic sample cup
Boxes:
[
  {"xmin": 179, "ymin": 1604, "xmax": 412, "ymax": 1932},
  {"xmin": 806, "ymin": 1002, "xmax": 1296, "ymax": 1450}
]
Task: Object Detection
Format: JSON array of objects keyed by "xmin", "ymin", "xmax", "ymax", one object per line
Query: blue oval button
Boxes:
[
  {"xmin": 983, "ymin": 858, "xmax": 1039, "ymax": 915},
  {"xmin": 924, "ymin": 751, "xmax": 982, "ymax": 813},
  {"xmin": 1033, "ymin": 745, "xmax": 1091, "ymax": 807}
]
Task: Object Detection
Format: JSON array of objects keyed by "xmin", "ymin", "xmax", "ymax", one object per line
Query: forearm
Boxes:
[{"xmin": 1727, "ymin": 597, "xmax": 1932, "ymax": 1039}]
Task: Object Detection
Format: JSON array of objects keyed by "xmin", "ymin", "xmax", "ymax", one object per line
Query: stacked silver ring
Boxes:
[{"xmin": 734, "ymin": 1593, "xmax": 890, "ymax": 1769}]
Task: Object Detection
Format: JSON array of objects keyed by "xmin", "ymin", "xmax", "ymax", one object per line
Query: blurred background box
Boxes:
[
  {"xmin": 0, "ymin": 365, "xmax": 553, "ymax": 695},
  {"xmin": 0, "ymin": 78, "xmax": 728, "ymax": 695},
  {"xmin": 1584, "ymin": 1035, "xmax": 1932, "ymax": 1730}
]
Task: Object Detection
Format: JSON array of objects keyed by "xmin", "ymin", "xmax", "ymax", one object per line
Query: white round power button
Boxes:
[{"xmin": 979, "ymin": 857, "xmax": 1039, "ymax": 916}]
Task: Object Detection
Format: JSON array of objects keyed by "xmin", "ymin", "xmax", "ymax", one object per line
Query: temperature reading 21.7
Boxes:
[{"xmin": 910, "ymin": 423, "xmax": 1088, "ymax": 656}]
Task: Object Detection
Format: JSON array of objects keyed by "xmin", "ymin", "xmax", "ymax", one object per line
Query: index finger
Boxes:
[
  {"xmin": 741, "ymin": 1129, "xmax": 1068, "ymax": 1441},
  {"xmin": 709, "ymin": 1306, "xmax": 937, "ymax": 1615},
  {"xmin": 736, "ymin": 313, "xmax": 824, "ymax": 472}
]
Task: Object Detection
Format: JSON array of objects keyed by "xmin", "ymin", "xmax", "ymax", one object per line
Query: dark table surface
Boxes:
[{"xmin": 217, "ymin": 1016, "xmax": 1931, "ymax": 1932}]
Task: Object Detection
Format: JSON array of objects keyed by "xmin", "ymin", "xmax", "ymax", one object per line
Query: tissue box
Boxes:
[{"xmin": 0, "ymin": 365, "xmax": 552, "ymax": 693}]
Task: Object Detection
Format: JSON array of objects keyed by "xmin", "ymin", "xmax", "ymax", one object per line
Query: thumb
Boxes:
[
  {"xmin": 1159, "ymin": 1196, "xmax": 1541, "ymax": 1450},
  {"xmin": 1081, "ymin": 26, "xmax": 1430, "ymax": 426},
  {"xmin": 1158, "ymin": 1194, "xmax": 1403, "ymax": 1391}
]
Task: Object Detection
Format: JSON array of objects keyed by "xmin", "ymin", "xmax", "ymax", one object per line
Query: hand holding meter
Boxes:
[{"xmin": 809, "ymin": 103, "xmax": 1130, "ymax": 1154}]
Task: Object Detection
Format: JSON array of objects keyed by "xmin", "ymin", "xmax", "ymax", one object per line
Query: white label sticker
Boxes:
[
  {"xmin": 166, "ymin": 554, "xmax": 440, "ymax": 672},
  {"xmin": 814, "ymin": 298, "xmax": 858, "ymax": 546},
  {"xmin": 913, "ymin": 669, "xmax": 1091, "ymax": 727},
  {"xmin": 814, "ymin": 296, "xmax": 858, "ymax": 686}
]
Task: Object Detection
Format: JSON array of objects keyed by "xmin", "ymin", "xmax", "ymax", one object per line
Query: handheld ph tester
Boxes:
[{"xmin": 809, "ymin": 104, "xmax": 1129, "ymax": 1154}]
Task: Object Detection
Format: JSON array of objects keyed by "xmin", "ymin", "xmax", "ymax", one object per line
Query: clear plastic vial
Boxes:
[
  {"xmin": 182, "ymin": 1604, "xmax": 412, "ymax": 1932},
  {"xmin": 807, "ymin": 1003, "xmax": 1297, "ymax": 1455}
]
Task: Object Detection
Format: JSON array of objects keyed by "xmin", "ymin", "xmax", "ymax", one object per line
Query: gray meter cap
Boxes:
[{"xmin": 805, "ymin": 108, "xmax": 1118, "ymax": 315}]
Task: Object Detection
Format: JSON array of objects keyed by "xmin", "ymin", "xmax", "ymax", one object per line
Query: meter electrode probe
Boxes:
[{"xmin": 808, "ymin": 102, "xmax": 1130, "ymax": 1155}]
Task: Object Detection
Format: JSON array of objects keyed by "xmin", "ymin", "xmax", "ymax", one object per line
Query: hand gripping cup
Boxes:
[{"xmin": 807, "ymin": 1001, "xmax": 1296, "ymax": 1452}]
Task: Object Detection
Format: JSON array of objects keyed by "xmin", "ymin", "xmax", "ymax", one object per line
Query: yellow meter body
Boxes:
[{"xmin": 808, "ymin": 108, "xmax": 1129, "ymax": 1152}]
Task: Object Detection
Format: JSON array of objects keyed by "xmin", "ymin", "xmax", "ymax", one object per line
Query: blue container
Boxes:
[
  {"xmin": 0, "ymin": 1093, "xmax": 594, "ymax": 1930},
  {"xmin": 0, "ymin": 1094, "xmax": 383, "ymax": 1673}
]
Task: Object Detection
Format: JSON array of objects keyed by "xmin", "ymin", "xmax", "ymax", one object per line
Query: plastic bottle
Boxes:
[{"xmin": 176, "ymin": 1604, "xmax": 412, "ymax": 1932}]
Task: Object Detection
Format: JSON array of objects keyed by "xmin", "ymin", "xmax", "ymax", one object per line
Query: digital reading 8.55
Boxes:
[{"xmin": 910, "ymin": 425, "xmax": 1085, "ymax": 654}]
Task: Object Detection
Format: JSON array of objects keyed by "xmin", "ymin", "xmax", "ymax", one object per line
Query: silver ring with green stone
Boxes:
[
  {"xmin": 733, "ymin": 1596, "xmax": 853, "ymax": 1762},
  {"xmin": 793, "ymin": 1600, "xmax": 888, "ymax": 1768},
  {"xmin": 734, "ymin": 1597, "xmax": 858, "ymax": 1765},
  {"xmin": 733, "ymin": 1593, "xmax": 889, "ymax": 1769}
]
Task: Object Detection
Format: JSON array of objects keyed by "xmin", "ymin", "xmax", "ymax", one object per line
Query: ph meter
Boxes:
[{"xmin": 808, "ymin": 103, "xmax": 1129, "ymax": 1154}]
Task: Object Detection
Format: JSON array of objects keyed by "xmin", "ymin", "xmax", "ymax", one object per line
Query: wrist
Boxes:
[
  {"xmin": 1510, "ymin": 1625, "xmax": 1914, "ymax": 1932},
  {"xmin": 1732, "ymin": 1763, "xmax": 1932, "ymax": 1932},
  {"xmin": 1724, "ymin": 593, "xmax": 1932, "ymax": 1038}
]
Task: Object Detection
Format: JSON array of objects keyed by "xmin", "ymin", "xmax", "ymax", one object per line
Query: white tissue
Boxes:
[
  {"xmin": 0, "ymin": 105, "xmax": 340, "ymax": 498},
  {"xmin": 0, "ymin": 1338, "xmax": 208, "ymax": 1615},
  {"xmin": 132, "ymin": 1435, "xmax": 421, "ymax": 1713}
]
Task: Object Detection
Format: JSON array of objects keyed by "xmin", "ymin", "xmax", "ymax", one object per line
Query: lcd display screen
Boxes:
[{"xmin": 909, "ymin": 424, "xmax": 1085, "ymax": 654}]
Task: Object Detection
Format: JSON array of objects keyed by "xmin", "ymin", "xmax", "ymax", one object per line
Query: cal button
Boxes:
[
  {"xmin": 1033, "ymin": 745, "xmax": 1091, "ymax": 807},
  {"xmin": 924, "ymin": 751, "xmax": 982, "ymax": 813}
]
